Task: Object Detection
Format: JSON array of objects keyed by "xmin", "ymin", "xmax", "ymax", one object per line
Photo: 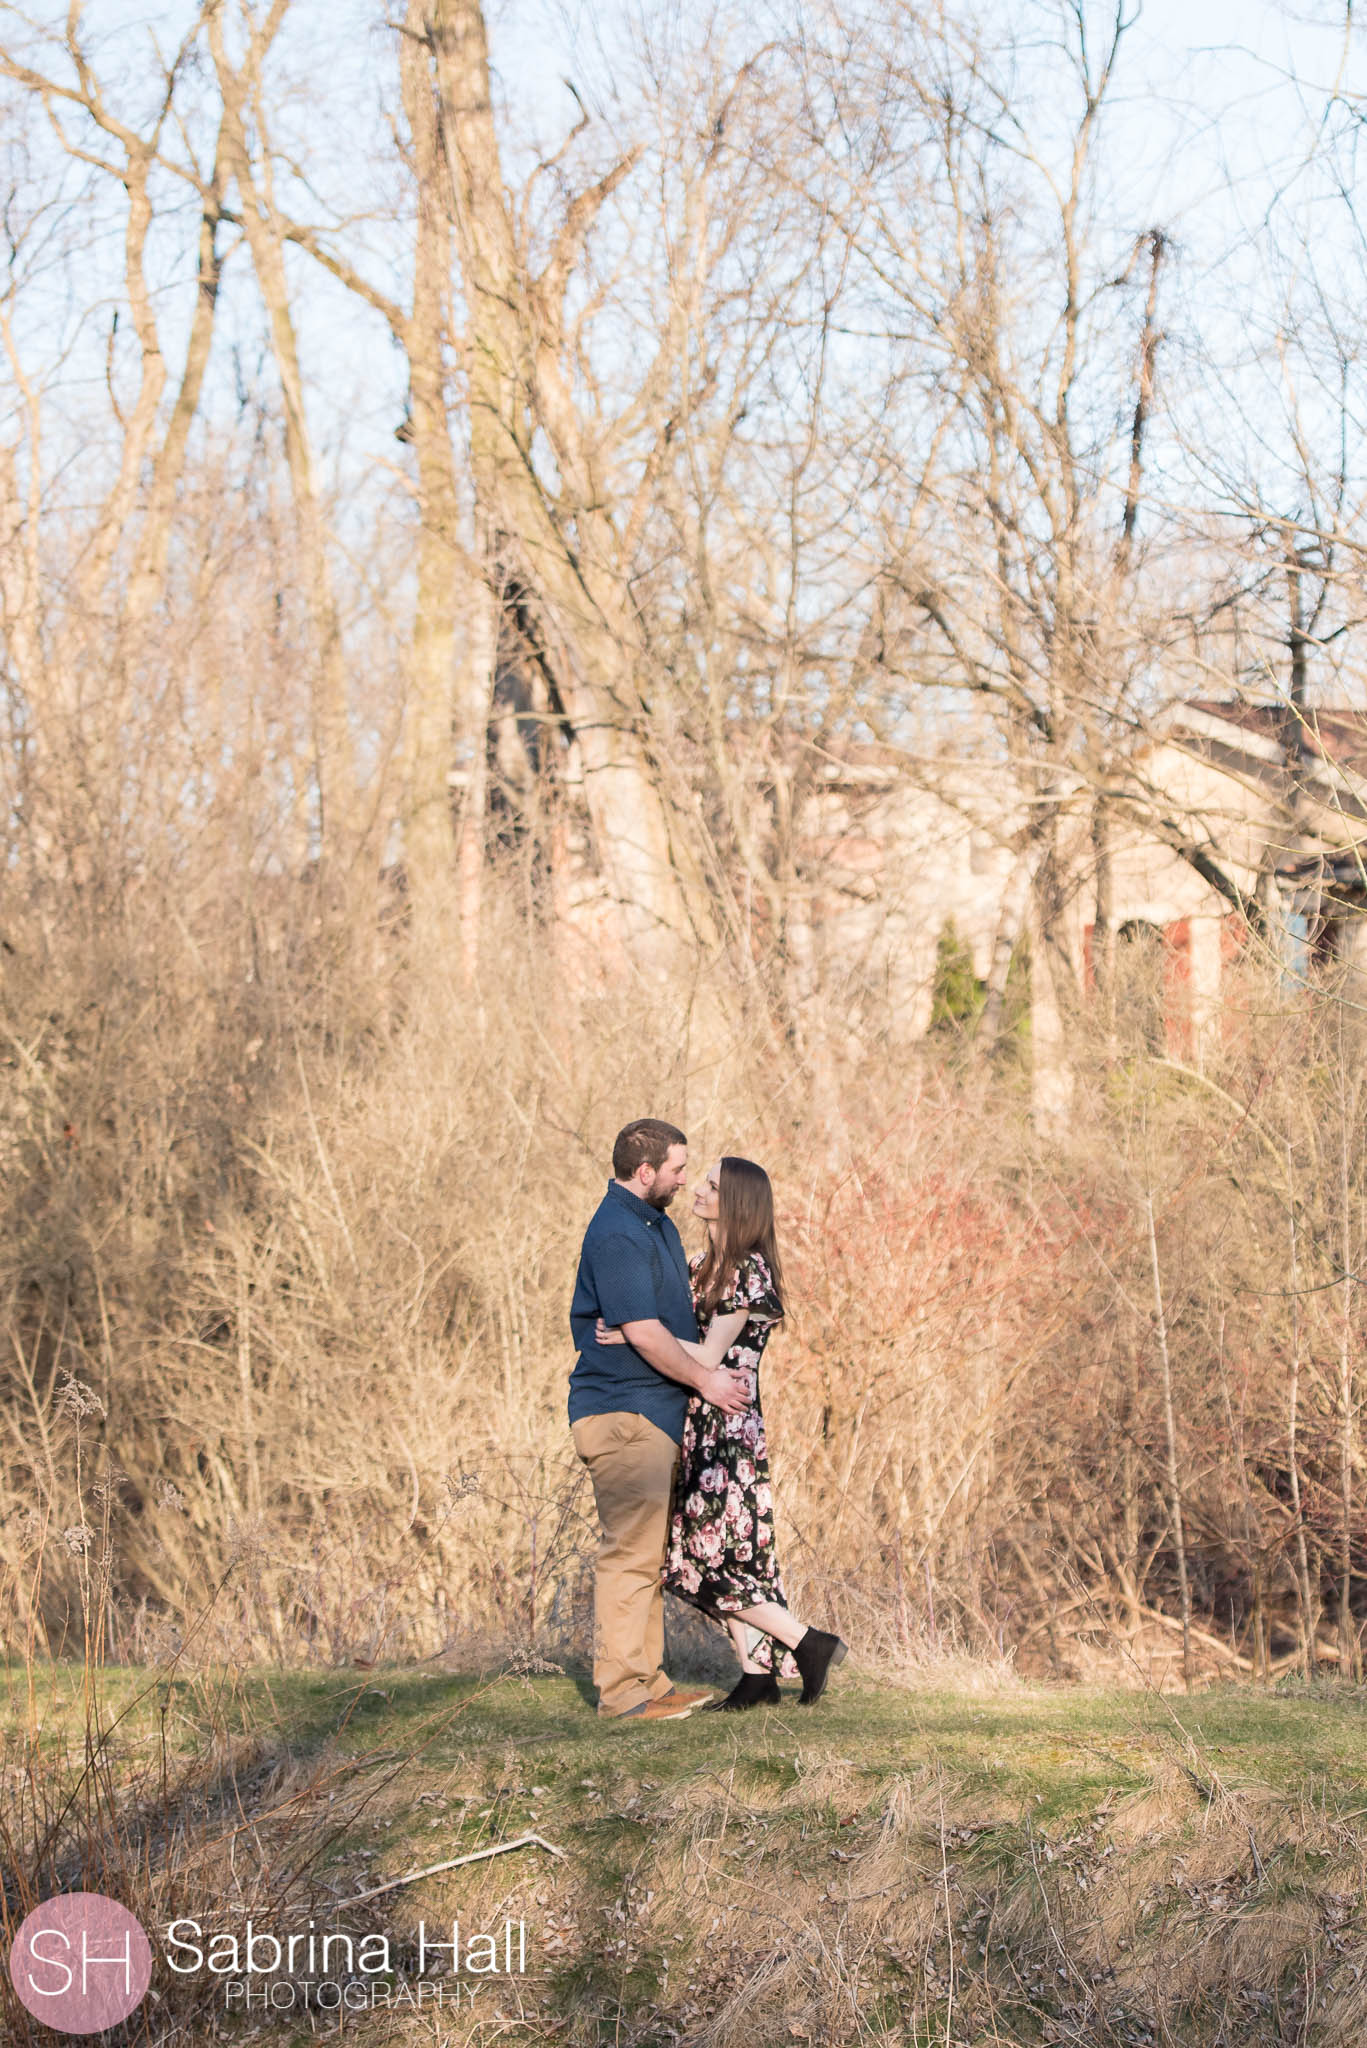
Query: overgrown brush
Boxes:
[{"xmin": 3, "ymin": 867, "xmax": 1367, "ymax": 1688}]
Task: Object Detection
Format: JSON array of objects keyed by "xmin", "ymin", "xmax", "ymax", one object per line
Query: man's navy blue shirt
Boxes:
[{"xmin": 568, "ymin": 1181, "xmax": 698, "ymax": 1443}]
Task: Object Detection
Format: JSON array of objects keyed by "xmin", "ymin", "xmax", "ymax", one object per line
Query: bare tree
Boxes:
[
  {"xmin": 425, "ymin": 0, "xmax": 732, "ymax": 978},
  {"xmin": 206, "ymin": 1, "xmax": 362, "ymax": 883},
  {"xmin": 804, "ymin": 1, "xmax": 1284, "ymax": 1108},
  {"xmin": 1, "ymin": 3, "xmax": 228, "ymax": 869}
]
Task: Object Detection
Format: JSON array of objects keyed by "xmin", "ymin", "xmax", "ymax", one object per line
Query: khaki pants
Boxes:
[{"xmin": 572, "ymin": 1411, "xmax": 680, "ymax": 1716}]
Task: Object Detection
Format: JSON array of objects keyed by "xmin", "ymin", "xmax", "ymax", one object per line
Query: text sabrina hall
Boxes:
[{"xmin": 164, "ymin": 1915, "xmax": 527, "ymax": 1981}]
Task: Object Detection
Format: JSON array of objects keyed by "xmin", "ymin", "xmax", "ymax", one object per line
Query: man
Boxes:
[{"xmin": 569, "ymin": 1118, "xmax": 748, "ymax": 1719}]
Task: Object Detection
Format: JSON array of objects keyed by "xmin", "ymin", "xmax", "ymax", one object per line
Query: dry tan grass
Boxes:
[
  {"xmin": 5, "ymin": 855, "xmax": 1367, "ymax": 1708},
  {"xmin": 1105, "ymin": 1759, "xmax": 1206, "ymax": 1844},
  {"xmin": 616, "ymin": 1760, "xmax": 1348, "ymax": 2046}
]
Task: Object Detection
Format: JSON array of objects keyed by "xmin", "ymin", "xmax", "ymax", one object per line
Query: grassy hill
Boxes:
[{"xmin": 6, "ymin": 1662, "xmax": 1367, "ymax": 2045}]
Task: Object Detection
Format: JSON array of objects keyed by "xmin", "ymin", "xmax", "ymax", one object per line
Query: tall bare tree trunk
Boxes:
[
  {"xmin": 1145, "ymin": 1182, "xmax": 1192, "ymax": 1689},
  {"xmin": 1285, "ymin": 1139, "xmax": 1319, "ymax": 1675},
  {"xmin": 126, "ymin": 123, "xmax": 227, "ymax": 625},
  {"xmin": 209, "ymin": 5, "xmax": 358, "ymax": 881},
  {"xmin": 76, "ymin": 138, "xmax": 165, "ymax": 623},
  {"xmin": 1029, "ymin": 819, "xmax": 1076, "ymax": 1133},
  {"xmin": 456, "ymin": 554, "xmax": 497, "ymax": 986},
  {"xmin": 1092, "ymin": 795, "xmax": 1116, "ymax": 1051},
  {"xmin": 430, "ymin": 0, "xmax": 711, "ymax": 978},
  {"xmin": 981, "ymin": 850, "xmax": 1032, "ymax": 1044},
  {"xmin": 1336, "ymin": 1011, "xmax": 1361, "ymax": 1679},
  {"xmin": 398, "ymin": 2, "xmax": 464, "ymax": 956},
  {"xmin": 0, "ymin": 318, "xmax": 46, "ymax": 864}
]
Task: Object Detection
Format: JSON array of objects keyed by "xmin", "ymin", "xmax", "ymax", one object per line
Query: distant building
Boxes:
[{"xmin": 792, "ymin": 700, "xmax": 1367, "ymax": 1066}]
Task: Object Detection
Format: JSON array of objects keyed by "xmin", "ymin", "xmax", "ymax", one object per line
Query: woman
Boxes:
[{"xmin": 599, "ymin": 1156, "xmax": 846, "ymax": 1710}]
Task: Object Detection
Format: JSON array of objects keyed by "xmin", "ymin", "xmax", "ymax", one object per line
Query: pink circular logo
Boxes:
[{"xmin": 9, "ymin": 1893, "xmax": 152, "ymax": 2035}]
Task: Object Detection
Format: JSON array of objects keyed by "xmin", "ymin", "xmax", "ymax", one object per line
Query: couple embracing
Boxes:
[{"xmin": 568, "ymin": 1118, "xmax": 846, "ymax": 1720}]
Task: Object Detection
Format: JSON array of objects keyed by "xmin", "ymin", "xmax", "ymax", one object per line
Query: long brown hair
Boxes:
[{"xmin": 695, "ymin": 1157, "xmax": 785, "ymax": 1321}]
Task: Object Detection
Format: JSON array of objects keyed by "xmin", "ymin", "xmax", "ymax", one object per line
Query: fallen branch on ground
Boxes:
[{"xmin": 345, "ymin": 1832, "xmax": 566, "ymax": 1907}]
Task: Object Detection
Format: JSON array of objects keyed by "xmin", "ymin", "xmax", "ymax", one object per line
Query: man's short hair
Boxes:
[{"xmin": 613, "ymin": 1118, "xmax": 687, "ymax": 1180}]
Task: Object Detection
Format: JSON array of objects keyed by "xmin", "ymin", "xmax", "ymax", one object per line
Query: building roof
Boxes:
[{"xmin": 1178, "ymin": 699, "xmax": 1367, "ymax": 772}]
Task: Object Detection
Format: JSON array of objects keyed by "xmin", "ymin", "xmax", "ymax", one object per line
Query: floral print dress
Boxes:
[{"xmin": 662, "ymin": 1249, "xmax": 797, "ymax": 1676}]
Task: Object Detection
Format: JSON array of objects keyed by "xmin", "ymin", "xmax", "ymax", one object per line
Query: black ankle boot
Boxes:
[
  {"xmin": 793, "ymin": 1627, "xmax": 847, "ymax": 1704},
  {"xmin": 702, "ymin": 1672, "xmax": 781, "ymax": 1712}
]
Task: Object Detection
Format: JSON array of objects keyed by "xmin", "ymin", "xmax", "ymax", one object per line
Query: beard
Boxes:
[{"xmin": 646, "ymin": 1182, "xmax": 677, "ymax": 1210}]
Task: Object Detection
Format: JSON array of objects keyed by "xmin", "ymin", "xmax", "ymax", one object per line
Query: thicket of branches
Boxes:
[{"xmin": 2, "ymin": 0, "xmax": 1366, "ymax": 1681}]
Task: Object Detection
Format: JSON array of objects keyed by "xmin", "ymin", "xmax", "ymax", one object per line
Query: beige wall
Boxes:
[{"xmin": 800, "ymin": 729, "xmax": 1367, "ymax": 1051}]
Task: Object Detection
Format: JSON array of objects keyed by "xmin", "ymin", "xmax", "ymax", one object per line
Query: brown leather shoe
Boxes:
[
  {"xmin": 611, "ymin": 1694, "xmax": 697, "ymax": 1721},
  {"xmin": 655, "ymin": 1686, "xmax": 714, "ymax": 1711}
]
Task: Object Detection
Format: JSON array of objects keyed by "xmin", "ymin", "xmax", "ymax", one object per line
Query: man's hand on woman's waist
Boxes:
[{"xmin": 618, "ymin": 1318, "xmax": 749, "ymax": 1416}]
